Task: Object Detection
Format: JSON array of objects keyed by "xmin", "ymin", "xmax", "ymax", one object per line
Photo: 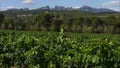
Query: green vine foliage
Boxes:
[{"xmin": 0, "ymin": 30, "xmax": 120, "ymax": 68}]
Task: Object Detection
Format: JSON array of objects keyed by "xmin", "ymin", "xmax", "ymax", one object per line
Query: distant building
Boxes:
[{"xmin": 17, "ymin": 14, "xmax": 33, "ymax": 17}]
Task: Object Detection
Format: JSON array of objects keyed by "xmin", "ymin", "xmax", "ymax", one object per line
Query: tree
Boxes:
[
  {"xmin": 52, "ymin": 18, "xmax": 63, "ymax": 31},
  {"xmin": 92, "ymin": 17, "xmax": 103, "ymax": 27},
  {"xmin": 0, "ymin": 13, "xmax": 4, "ymax": 22},
  {"xmin": 34, "ymin": 12, "xmax": 54, "ymax": 31}
]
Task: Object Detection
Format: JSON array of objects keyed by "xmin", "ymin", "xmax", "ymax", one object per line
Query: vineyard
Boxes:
[{"xmin": 0, "ymin": 30, "xmax": 120, "ymax": 68}]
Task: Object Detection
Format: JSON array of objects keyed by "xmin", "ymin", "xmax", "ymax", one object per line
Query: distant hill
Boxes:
[{"xmin": 79, "ymin": 6, "xmax": 117, "ymax": 13}]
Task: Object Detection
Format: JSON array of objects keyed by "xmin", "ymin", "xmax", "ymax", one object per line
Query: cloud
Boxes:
[
  {"xmin": 0, "ymin": 6, "xmax": 19, "ymax": 11},
  {"xmin": 103, "ymin": 0, "xmax": 120, "ymax": 7},
  {"xmin": 73, "ymin": 6, "xmax": 81, "ymax": 9},
  {"xmin": 6, "ymin": 6, "xmax": 18, "ymax": 9},
  {"xmin": 82, "ymin": 0, "xmax": 91, "ymax": 2},
  {"xmin": 113, "ymin": 8, "xmax": 120, "ymax": 12},
  {"xmin": 23, "ymin": 0, "xmax": 33, "ymax": 4},
  {"xmin": 102, "ymin": 0, "xmax": 120, "ymax": 11}
]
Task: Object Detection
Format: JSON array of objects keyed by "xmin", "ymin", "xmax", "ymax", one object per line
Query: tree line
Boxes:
[{"xmin": 0, "ymin": 12, "xmax": 120, "ymax": 33}]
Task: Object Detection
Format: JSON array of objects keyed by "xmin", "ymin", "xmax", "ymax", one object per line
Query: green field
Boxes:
[{"xmin": 0, "ymin": 30, "xmax": 120, "ymax": 68}]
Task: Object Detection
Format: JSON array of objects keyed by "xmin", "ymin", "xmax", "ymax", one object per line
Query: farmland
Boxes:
[
  {"xmin": 1, "ymin": 0, "xmax": 120, "ymax": 68},
  {"xmin": 0, "ymin": 30, "xmax": 120, "ymax": 68}
]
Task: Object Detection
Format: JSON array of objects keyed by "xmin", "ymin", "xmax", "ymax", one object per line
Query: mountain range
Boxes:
[{"xmin": 3, "ymin": 5, "xmax": 118, "ymax": 13}]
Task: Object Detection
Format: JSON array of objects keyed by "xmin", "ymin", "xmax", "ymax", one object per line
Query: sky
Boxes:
[{"xmin": 0, "ymin": 0, "xmax": 120, "ymax": 11}]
